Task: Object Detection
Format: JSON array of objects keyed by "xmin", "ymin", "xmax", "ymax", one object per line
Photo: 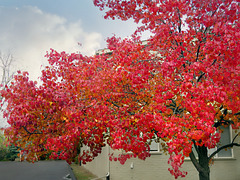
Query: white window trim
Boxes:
[
  {"xmin": 208, "ymin": 125, "xmax": 234, "ymax": 159},
  {"xmin": 149, "ymin": 140, "xmax": 162, "ymax": 154},
  {"xmin": 123, "ymin": 139, "xmax": 162, "ymax": 155}
]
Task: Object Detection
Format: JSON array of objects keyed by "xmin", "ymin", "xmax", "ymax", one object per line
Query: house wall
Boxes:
[
  {"xmin": 83, "ymin": 144, "xmax": 240, "ymax": 180},
  {"xmin": 81, "ymin": 146, "xmax": 110, "ymax": 179},
  {"xmin": 108, "ymin": 153, "xmax": 176, "ymax": 180}
]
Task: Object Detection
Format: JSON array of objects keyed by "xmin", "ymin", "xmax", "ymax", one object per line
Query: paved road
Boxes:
[{"xmin": 0, "ymin": 160, "xmax": 76, "ymax": 180}]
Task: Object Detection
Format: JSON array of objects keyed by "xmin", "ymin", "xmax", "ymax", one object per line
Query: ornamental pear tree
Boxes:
[
  {"xmin": 0, "ymin": 0, "xmax": 240, "ymax": 180},
  {"xmin": 93, "ymin": 0, "xmax": 240, "ymax": 179}
]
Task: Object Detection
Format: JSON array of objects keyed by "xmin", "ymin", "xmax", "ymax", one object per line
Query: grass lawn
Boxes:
[{"xmin": 70, "ymin": 164, "xmax": 97, "ymax": 180}]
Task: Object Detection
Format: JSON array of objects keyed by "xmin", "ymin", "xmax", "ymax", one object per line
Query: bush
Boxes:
[
  {"xmin": 6, "ymin": 145, "xmax": 19, "ymax": 161},
  {"xmin": 0, "ymin": 132, "xmax": 19, "ymax": 161},
  {"xmin": 0, "ymin": 147, "xmax": 8, "ymax": 161}
]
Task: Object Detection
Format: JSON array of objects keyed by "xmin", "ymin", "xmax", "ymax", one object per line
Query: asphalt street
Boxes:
[{"xmin": 0, "ymin": 160, "xmax": 76, "ymax": 180}]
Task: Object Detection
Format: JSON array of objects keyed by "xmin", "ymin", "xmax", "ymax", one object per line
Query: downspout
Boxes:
[{"xmin": 106, "ymin": 144, "xmax": 110, "ymax": 180}]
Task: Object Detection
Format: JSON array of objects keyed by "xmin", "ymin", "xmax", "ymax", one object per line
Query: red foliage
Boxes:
[{"xmin": 1, "ymin": 0, "xmax": 240, "ymax": 178}]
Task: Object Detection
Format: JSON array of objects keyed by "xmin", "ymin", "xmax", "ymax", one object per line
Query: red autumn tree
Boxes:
[
  {"xmin": 92, "ymin": 0, "xmax": 240, "ymax": 179},
  {"xmin": 0, "ymin": 53, "xmax": 110, "ymax": 163},
  {"xmin": 1, "ymin": 0, "xmax": 240, "ymax": 180}
]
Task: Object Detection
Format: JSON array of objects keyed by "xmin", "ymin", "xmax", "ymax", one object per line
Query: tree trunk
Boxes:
[
  {"xmin": 198, "ymin": 146, "xmax": 210, "ymax": 180},
  {"xmin": 189, "ymin": 145, "xmax": 210, "ymax": 180}
]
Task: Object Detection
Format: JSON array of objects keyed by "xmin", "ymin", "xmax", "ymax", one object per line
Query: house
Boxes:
[{"xmin": 82, "ymin": 126, "xmax": 240, "ymax": 180}]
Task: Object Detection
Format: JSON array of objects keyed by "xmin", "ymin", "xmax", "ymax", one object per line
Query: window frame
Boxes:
[
  {"xmin": 149, "ymin": 140, "xmax": 162, "ymax": 154},
  {"xmin": 208, "ymin": 125, "xmax": 234, "ymax": 159}
]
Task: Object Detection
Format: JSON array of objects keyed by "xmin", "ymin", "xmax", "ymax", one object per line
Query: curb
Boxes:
[{"xmin": 67, "ymin": 164, "xmax": 77, "ymax": 180}]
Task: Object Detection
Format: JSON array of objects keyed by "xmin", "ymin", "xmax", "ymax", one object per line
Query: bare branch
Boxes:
[
  {"xmin": 0, "ymin": 52, "xmax": 15, "ymax": 85},
  {"xmin": 0, "ymin": 51, "xmax": 16, "ymax": 111}
]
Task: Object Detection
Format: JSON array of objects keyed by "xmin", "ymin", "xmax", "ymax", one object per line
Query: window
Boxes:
[
  {"xmin": 124, "ymin": 140, "xmax": 161, "ymax": 155},
  {"xmin": 148, "ymin": 139, "xmax": 163, "ymax": 154},
  {"xmin": 149, "ymin": 141, "xmax": 160, "ymax": 152},
  {"xmin": 208, "ymin": 125, "xmax": 233, "ymax": 158}
]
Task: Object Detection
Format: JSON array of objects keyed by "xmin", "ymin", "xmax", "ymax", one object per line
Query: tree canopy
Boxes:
[{"xmin": 1, "ymin": 0, "xmax": 240, "ymax": 179}]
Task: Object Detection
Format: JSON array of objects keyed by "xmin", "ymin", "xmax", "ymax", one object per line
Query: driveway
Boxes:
[{"xmin": 0, "ymin": 160, "xmax": 76, "ymax": 180}]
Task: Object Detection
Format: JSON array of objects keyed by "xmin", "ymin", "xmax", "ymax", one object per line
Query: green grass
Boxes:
[{"xmin": 71, "ymin": 164, "xmax": 97, "ymax": 180}]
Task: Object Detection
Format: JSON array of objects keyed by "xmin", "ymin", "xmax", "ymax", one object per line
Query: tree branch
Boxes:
[
  {"xmin": 195, "ymin": 44, "xmax": 201, "ymax": 62},
  {"xmin": 208, "ymin": 134, "xmax": 240, "ymax": 161},
  {"xmin": 106, "ymin": 99, "xmax": 122, "ymax": 109},
  {"xmin": 193, "ymin": 140, "xmax": 200, "ymax": 155},
  {"xmin": 189, "ymin": 151, "xmax": 206, "ymax": 174},
  {"xmin": 23, "ymin": 126, "xmax": 42, "ymax": 135},
  {"xmin": 197, "ymin": 58, "xmax": 218, "ymax": 82},
  {"xmin": 176, "ymin": 8, "xmax": 181, "ymax": 33}
]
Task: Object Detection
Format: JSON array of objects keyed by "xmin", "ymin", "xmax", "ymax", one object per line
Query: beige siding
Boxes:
[
  {"xmin": 108, "ymin": 154, "xmax": 175, "ymax": 180},
  {"xmin": 83, "ymin": 136, "xmax": 240, "ymax": 180},
  {"xmin": 209, "ymin": 145, "xmax": 240, "ymax": 180},
  {"xmin": 82, "ymin": 146, "xmax": 110, "ymax": 179}
]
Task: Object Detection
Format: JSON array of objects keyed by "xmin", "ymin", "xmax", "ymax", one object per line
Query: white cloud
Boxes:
[{"xmin": 0, "ymin": 6, "xmax": 102, "ymax": 81}]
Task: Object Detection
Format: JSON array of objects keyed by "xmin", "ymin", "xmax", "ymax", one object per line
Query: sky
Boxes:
[
  {"xmin": 0, "ymin": 0, "xmax": 150, "ymax": 127},
  {"xmin": 0, "ymin": 0, "xmax": 144, "ymax": 81}
]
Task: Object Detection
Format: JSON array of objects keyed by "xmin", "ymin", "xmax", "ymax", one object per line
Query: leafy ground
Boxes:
[{"xmin": 70, "ymin": 164, "xmax": 97, "ymax": 180}]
